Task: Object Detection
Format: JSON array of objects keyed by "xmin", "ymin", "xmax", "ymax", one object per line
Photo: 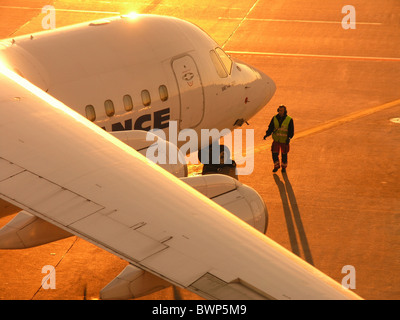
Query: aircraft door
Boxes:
[{"xmin": 172, "ymin": 55, "xmax": 204, "ymax": 129}]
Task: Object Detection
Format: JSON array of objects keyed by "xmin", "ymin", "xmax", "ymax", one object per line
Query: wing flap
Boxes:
[
  {"xmin": 189, "ymin": 273, "xmax": 271, "ymax": 300},
  {"xmin": 0, "ymin": 158, "xmax": 25, "ymax": 181},
  {"xmin": 141, "ymin": 246, "xmax": 210, "ymax": 287},
  {"xmin": 0, "ymin": 169, "xmax": 104, "ymax": 225},
  {"xmin": 69, "ymin": 212, "xmax": 168, "ymax": 262}
]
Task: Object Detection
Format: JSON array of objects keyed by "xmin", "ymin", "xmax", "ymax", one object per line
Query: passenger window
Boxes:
[
  {"xmin": 141, "ymin": 90, "xmax": 151, "ymax": 106},
  {"xmin": 215, "ymin": 47, "xmax": 232, "ymax": 75},
  {"xmin": 210, "ymin": 50, "xmax": 228, "ymax": 78},
  {"xmin": 159, "ymin": 85, "xmax": 168, "ymax": 102},
  {"xmin": 104, "ymin": 99, "xmax": 115, "ymax": 117},
  {"xmin": 123, "ymin": 94, "xmax": 133, "ymax": 111},
  {"xmin": 85, "ymin": 105, "xmax": 96, "ymax": 122}
]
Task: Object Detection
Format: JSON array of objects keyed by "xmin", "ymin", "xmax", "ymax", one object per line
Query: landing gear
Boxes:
[{"xmin": 199, "ymin": 143, "xmax": 238, "ymax": 179}]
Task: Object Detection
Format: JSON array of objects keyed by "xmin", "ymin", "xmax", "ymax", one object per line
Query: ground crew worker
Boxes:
[{"xmin": 263, "ymin": 105, "xmax": 294, "ymax": 173}]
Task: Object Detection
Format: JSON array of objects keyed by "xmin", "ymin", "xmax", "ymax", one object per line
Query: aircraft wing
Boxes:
[{"xmin": 0, "ymin": 64, "xmax": 361, "ymax": 300}]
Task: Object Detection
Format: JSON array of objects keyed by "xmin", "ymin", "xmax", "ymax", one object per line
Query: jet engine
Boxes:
[
  {"xmin": 181, "ymin": 174, "xmax": 268, "ymax": 234},
  {"xmin": 100, "ymin": 264, "xmax": 170, "ymax": 300}
]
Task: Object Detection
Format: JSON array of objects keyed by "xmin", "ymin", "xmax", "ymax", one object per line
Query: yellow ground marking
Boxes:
[{"xmin": 254, "ymin": 98, "xmax": 400, "ymax": 154}]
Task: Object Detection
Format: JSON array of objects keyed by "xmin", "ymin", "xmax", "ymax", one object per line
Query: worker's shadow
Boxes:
[{"xmin": 273, "ymin": 173, "xmax": 314, "ymax": 266}]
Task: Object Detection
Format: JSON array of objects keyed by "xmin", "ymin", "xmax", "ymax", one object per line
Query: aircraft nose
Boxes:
[
  {"xmin": 258, "ymin": 69, "xmax": 276, "ymax": 106},
  {"xmin": 232, "ymin": 59, "xmax": 276, "ymax": 119},
  {"xmin": 267, "ymin": 75, "xmax": 276, "ymax": 99}
]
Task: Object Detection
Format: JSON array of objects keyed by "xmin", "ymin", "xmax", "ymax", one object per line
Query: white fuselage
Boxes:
[{"xmin": 0, "ymin": 14, "xmax": 275, "ymax": 150}]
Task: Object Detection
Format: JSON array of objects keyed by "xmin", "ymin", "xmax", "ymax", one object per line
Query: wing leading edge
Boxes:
[{"xmin": 0, "ymin": 65, "xmax": 362, "ymax": 300}]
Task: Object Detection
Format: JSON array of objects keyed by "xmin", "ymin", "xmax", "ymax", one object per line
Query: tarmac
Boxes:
[{"xmin": 0, "ymin": 0, "xmax": 399, "ymax": 300}]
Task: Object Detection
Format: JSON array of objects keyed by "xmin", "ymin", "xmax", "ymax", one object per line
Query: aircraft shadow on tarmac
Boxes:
[{"xmin": 273, "ymin": 173, "xmax": 314, "ymax": 266}]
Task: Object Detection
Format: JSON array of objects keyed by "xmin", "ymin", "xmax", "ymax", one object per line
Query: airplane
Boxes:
[{"xmin": 0, "ymin": 13, "xmax": 362, "ymax": 300}]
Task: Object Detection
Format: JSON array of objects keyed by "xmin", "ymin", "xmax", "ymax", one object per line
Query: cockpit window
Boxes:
[
  {"xmin": 210, "ymin": 50, "xmax": 228, "ymax": 78},
  {"xmin": 215, "ymin": 47, "xmax": 232, "ymax": 75}
]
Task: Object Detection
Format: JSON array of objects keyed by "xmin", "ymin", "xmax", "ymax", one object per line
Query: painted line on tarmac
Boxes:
[
  {"xmin": 293, "ymin": 98, "xmax": 400, "ymax": 140},
  {"xmin": 222, "ymin": 0, "xmax": 260, "ymax": 49},
  {"xmin": 253, "ymin": 98, "xmax": 400, "ymax": 153},
  {"xmin": 219, "ymin": 17, "xmax": 382, "ymax": 26},
  {"xmin": 0, "ymin": 6, "xmax": 120, "ymax": 14},
  {"xmin": 227, "ymin": 51, "xmax": 400, "ymax": 62}
]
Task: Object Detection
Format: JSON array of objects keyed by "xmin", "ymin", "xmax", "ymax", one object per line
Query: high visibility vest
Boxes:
[{"xmin": 272, "ymin": 116, "xmax": 292, "ymax": 143}]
